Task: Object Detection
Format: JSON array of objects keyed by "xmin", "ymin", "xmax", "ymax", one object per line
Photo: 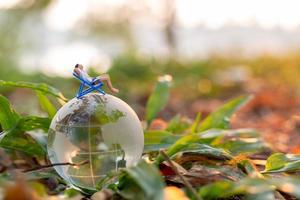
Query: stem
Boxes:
[
  {"xmin": 159, "ymin": 150, "xmax": 203, "ymax": 200},
  {"xmin": 23, "ymin": 160, "xmax": 89, "ymax": 173}
]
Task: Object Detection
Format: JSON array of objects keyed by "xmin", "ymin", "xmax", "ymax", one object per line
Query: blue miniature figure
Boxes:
[{"xmin": 73, "ymin": 64, "xmax": 119, "ymax": 98}]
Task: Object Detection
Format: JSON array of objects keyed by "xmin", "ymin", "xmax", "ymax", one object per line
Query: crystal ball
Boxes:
[{"xmin": 47, "ymin": 93, "xmax": 144, "ymax": 191}]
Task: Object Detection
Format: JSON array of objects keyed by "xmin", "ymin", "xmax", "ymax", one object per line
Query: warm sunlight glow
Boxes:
[
  {"xmin": 176, "ymin": 0, "xmax": 300, "ymax": 29},
  {"xmin": 0, "ymin": 0, "xmax": 22, "ymax": 9},
  {"xmin": 2, "ymin": 0, "xmax": 300, "ymax": 30},
  {"xmin": 3, "ymin": 0, "xmax": 300, "ymax": 75},
  {"xmin": 40, "ymin": 43, "xmax": 111, "ymax": 76},
  {"xmin": 44, "ymin": 0, "xmax": 88, "ymax": 31},
  {"xmin": 40, "ymin": 0, "xmax": 300, "ymax": 30}
]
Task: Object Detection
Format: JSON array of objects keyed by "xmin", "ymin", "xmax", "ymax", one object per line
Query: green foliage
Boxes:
[
  {"xmin": 199, "ymin": 178, "xmax": 274, "ymax": 199},
  {"xmin": 144, "ymin": 130, "xmax": 180, "ymax": 152},
  {"xmin": 118, "ymin": 160, "xmax": 165, "ymax": 200},
  {"xmin": 153, "ymin": 95, "xmax": 257, "ymax": 164},
  {"xmin": 64, "ymin": 188, "xmax": 81, "ymax": 198},
  {"xmin": 263, "ymin": 153, "xmax": 300, "ymax": 173},
  {"xmin": 0, "ymin": 128, "xmax": 46, "ymax": 157},
  {"xmin": 0, "ymin": 80, "xmax": 67, "ymax": 102},
  {"xmin": 36, "ymin": 91, "xmax": 57, "ymax": 118},
  {"xmin": 216, "ymin": 136, "xmax": 265, "ymax": 155},
  {"xmin": 17, "ymin": 116, "xmax": 51, "ymax": 132},
  {"xmin": 199, "ymin": 177, "xmax": 300, "ymax": 199},
  {"xmin": 198, "ymin": 96, "xmax": 251, "ymax": 131},
  {"xmin": 160, "ymin": 128, "xmax": 264, "ymax": 163},
  {"xmin": 166, "ymin": 115, "xmax": 190, "ymax": 134},
  {"xmin": 0, "ymin": 95, "xmax": 20, "ymax": 130},
  {"xmin": 0, "ymin": 81, "xmax": 66, "ymax": 157},
  {"xmin": 171, "ymin": 143, "xmax": 232, "ymax": 161},
  {"xmin": 29, "ymin": 182, "xmax": 48, "ymax": 197},
  {"xmin": 190, "ymin": 113, "xmax": 201, "ymax": 133},
  {"xmin": 145, "ymin": 76, "xmax": 172, "ymax": 124},
  {"xmin": 2, "ymin": 78, "xmax": 300, "ymax": 200},
  {"xmin": 0, "ymin": 95, "xmax": 49, "ymax": 157}
]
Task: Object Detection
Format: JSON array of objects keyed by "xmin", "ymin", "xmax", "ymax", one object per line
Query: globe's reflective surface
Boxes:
[{"xmin": 47, "ymin": 93, "xmax": 144, "ymax": 191}]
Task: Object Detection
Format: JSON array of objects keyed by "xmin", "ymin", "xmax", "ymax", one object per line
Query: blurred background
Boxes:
[{"xmin": 2, "ymin": 0, "xmax": 300, "ymax": 152}]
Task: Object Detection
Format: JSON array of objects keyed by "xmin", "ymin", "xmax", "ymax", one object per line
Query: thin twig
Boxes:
[
  {"xmin": 22, "ymin": 160, "xmax": 89, "ymax": 173},
  {"xmin": 159, "ymin": 150, "xmax": 203, "ymax": 200}
]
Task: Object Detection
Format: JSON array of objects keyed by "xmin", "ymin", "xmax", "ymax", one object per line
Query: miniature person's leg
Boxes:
[{"xmin": 97, "ymin": 74, "xmax": 119, "ymax": 93}]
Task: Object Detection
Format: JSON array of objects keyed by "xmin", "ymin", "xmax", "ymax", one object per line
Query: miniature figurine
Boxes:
[
  {"xmin": 74, "ymin": 64, "xmax": 119, "ymax": 93},
  {"xmin": 48, "ymin": 81, "xmax": 144, "ymax": 190}
]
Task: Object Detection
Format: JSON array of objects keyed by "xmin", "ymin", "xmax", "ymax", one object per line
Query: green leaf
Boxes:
[
  {"xmin": 264, "ymin": 153, "xmax": 288, "ymax": 172},
  {"xmin": 155, "ymin": 130, "xmax": 194, "ymax": 164},
  {"xmin": 0, "ymin": 95, "xmax": 20, "ymax": 130},
  {"xmin": 155, "ymin": 128, "xmax": 261, "ymax": 164},
  {"xmin": 155, "ymin": 132, "xmax": 206, "ymax": 164},
  {"xmin": 0, "ymin": 95, "xmax": 46, "ymax": 157},
  {"xmin": 64, "ymin": 188, "xmax": 81, "ymax": 198},
  {"xmin": 263, "ymin": 153, "xmax": 300, "ymax": 173},
  {"xmin": 0, "ymin": 80, "xmax": 67, "ymax": 102},
  {"xmin": 165, "ymin": 114, "xmax": 190, "ymax": 134},
  {"xmin": 36, "ymin": 91, "xmax": 57, "ymax": 118},
  {"xmin": 0, "ymin": 129, "xmax": 45, "ymax": 157},
  {"xmin": 144, "ymin": 130, "xmax": 180, "ymax": 152},
  {"xmin": 171, "ymin": 143, "xmax": 232, "ymax": 161},
  {"xmin": 145, "ymin": 75, "xmax": 172, "ymax": 124},
  {"xmin": 198, "ymin": 96, "xmax": 251, "ymax": 131},
  {"xmin": 29, "ymin": 182, "xmax": 48, "ymax": 197},
  {"xmin": 190, "ymin": 113, "xmax": 201, "ymax": 133},
  {"xmin": 201, "ymin": 128, "xmax": 260, "ymax": 139},
  {"xmin": 217, "ymin": 138, "xmax": 265, "ymax": 155},
  {"xmin": 118, "ymin": 160, "xmax": 165, "ymax": 200},
  {"xmin": 198, "ymin": 180, "xmax": 236, "ymax": 199},
  {"xmin": 3, "ymin": 116, "xmax": 50, "ymax": 153},
  {"xmin": 17, "ymin": 116, "xmax": 51, "ymax": 132},
  {"xmin": 238, "ymin": 159, "xmax": 263, "ymax": 178},
  {"xmin": 96, "ymin": 171, "xmax": 122, "ymax": 191},
  {"xmin": 199, "ymin": 178, "xmax": 274, "ymax": 200},
  {"xmin": 199, "ymin": 177, "xmax": 300, "ymax": 200}
]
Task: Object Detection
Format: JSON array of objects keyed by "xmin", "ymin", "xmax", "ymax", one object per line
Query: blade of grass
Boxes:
[
  {"xmin": 198, "ymin": 96, "xmax": 251, "ymax": 132},
  {"xmin": 36, "ymin": 91, "xmax": 57, "ymax": 118},
  {"xmin": 0, "ymin": 95, "xmax": 20, "ymax": 130},
  {"xmin": 144, "ymin": 130, "xmax": 180, "ymax": 152},
  {"xmin": 145, "ymin": 75, "xmax": 172, "ymax": 124},
  {"xmin": 190, "ymin": 113, "xmax": 201, "ymax": 133}
]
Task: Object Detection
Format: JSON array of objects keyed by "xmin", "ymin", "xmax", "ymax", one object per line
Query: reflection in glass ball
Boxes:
[{"xmin": 47, "ymin": 93, "xmax": 144, "ymax": 191}]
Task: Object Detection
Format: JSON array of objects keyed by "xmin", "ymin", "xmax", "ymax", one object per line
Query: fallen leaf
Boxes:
[
  {"xmin": 4, "ymin": 177, "xmax": 40, "ymax": 200},
  {"xmin": 159, "ymin": 161, "xmax": 188, "ymax": 176},
  {"xmin": 91, "ymin": 189, "xmax": 114, "ymax": 200}
]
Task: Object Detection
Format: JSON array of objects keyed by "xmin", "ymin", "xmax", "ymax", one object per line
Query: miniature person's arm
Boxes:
[
  {"xmin": 74, "ymin": 64, "xmax": 93, "ymax": 82},
  {"xmin": 98, "ymin": 74, "xmax": 119, "ymax": 93}
]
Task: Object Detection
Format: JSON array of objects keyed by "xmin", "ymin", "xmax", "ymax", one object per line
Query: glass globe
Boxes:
[{"xmin": 47, "ymin": 93, "xmax": 144, "ymax": 191}]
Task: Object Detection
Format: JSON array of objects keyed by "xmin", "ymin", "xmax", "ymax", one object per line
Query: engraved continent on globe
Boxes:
[{"xmin": 47, "ymin": 93, "xmax": 144, "ymax": 191}]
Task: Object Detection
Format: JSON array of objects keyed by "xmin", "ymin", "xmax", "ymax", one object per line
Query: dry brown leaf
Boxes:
[
  {"xmin": 91, "ymin": 189, "xmax": 114, "ymax": 200},
  {"xmin": 160, "ymin": 160, "xmax": 188, "ymax": 176},
  {"xmin": 4, "ymin": 178, "xmax": 40, "ymax": 200}
]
